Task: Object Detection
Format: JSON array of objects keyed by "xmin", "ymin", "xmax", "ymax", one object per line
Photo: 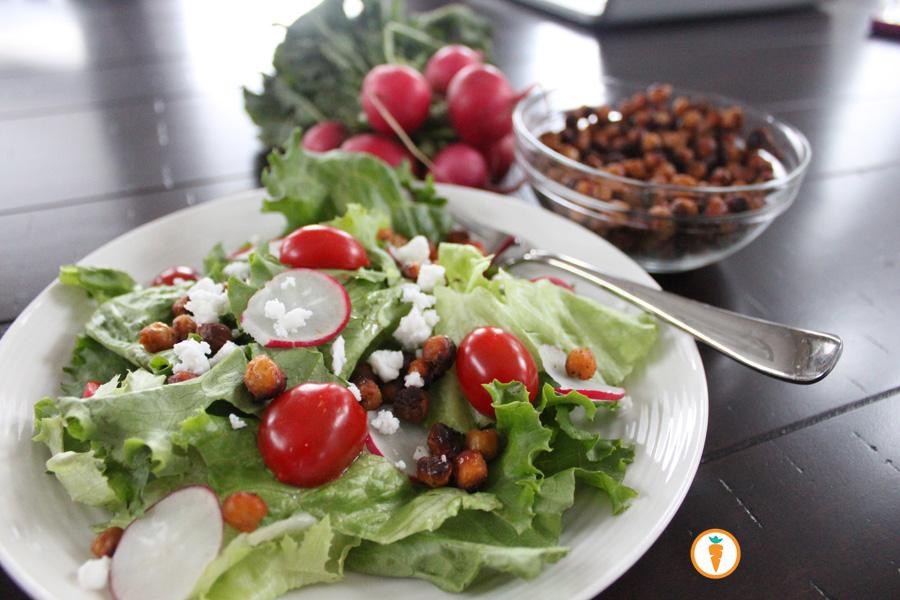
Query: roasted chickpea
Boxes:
[
  {"xmin": 172, "ymin": 314, "xmax": 197, "ymax": 342},
  {"xmin": 453, "ymin": 450, "xmax": 488, "ymax": 492},
  {"xmin": 91, "ymin": 526, "xmax": 124, "ymax": 558},
  {"xmin": 197, "ymin": 322, "xmax": 232, "ymax": 354},
  {"xmin": 427, "ymin": 423, "xmax": 466, "ymax": 459},
  {"xmin": 466, "ymin": 428, "xmax": 500, "ymax": 461},
  {"xmin": 393, "ymin": 387, "xmax": 429, "ymax": 423},
  {"xmin": 139, "ymin": 322, "xmax": 177, "ymax": 353},
  {"xmin": 222, "ymin": 491, "xmax": 268, "ymax": 533},
  {"xmin": 417, "ymin": 455, "xmax": 452, "ymax": 488},
  {"xmin": 565, "ymin": 347, "xmax": 598, "ymax": 381},
  {"xmin": 244, "ymin": 355, "xmax": 286, "ymax": 401}
]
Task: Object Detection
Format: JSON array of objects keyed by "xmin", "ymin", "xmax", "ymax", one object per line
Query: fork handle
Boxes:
[{"xmin": 514, "ymin": 249, "xmax": 843, "ymax": 383}]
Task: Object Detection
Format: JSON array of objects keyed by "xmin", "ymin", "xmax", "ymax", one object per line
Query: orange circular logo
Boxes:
[{"xmin": 690, "ymin": 529, "xmax": 741, "ymax": 578}]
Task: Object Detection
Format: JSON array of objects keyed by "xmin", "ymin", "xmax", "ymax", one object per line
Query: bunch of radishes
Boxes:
[{"xmin": 300, "ymin": 44, "xmax": 524, "ymax": 189}]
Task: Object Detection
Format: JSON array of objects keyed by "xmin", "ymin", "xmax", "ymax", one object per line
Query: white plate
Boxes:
[{"xmin": 0, "ymin": 185, "xmax": 707, "ymax": 600}]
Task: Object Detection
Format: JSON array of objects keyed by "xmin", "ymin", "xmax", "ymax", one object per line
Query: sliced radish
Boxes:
[
  {"xmin": 109, "ymin": 485, "xmax": 223, "ymax": 600},
  {"xmin": 538, "ymin": 344, "xmax": 626, "ymax": 401},
  {"xmin": 366, "ymin": 409, "xmax": 429, "ymax": 478},
  {"xmin": 227, "ymin": 238, "xmax": 284, "ymax": 261},
  {"xmin": 241, "ymin": 269, "xmax": 351, "ymax": 348}
]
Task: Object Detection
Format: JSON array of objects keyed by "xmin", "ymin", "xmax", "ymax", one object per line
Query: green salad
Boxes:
[{"xmin": 34, "ymin": 135, "xmax": 658, "ymax": 600}]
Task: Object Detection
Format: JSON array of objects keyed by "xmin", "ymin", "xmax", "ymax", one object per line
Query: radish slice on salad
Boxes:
[
  {"xmin": 241, "ymin": 269, "xmax": 351, "ymax": 348},
  {"xmin": 366, "ymin": 409, "xmax": 429, "ymax": 478},
  {"xmin": 538, "ymin": 344, "xmax": 626, "ymax": 401},
  {"xmin": 109, "ymin": 485, "xmax": 223, "ymax": 600}
]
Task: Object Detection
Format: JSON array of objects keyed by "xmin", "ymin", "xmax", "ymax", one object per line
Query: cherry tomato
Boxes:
[
  {"xmin": 151, "ymin": 266, "xmax": 200, "ymax": 286},
  {"xmin": 82, "ymin": 381, "xmax": 101, "ymax": 398},
  {"xmin": 257, "ymin": 382, "xmax": 368, "ymax": 488},
  {"xmin": 279, "ymin": 225, "xmax": 370, "ymax": 270},
  {"xmin": 455, "ymin": 326, "xmax": 539, "ymax": 418}
]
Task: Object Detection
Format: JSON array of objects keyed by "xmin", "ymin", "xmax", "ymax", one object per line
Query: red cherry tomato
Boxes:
[
  {"xmin": 455, "ymin": 326, "xmax": 539, "ymax": 418},
  {"xmin": 257, "ymin": 382, "xmax": 368, "ymax": 488},
  {"xmin": 279, "ymin": 225, "xmax": 370, "ymax": 270},
  {"xmin": 82, "ymin": 381, "xmax": 101, "ymax": 398},
  {"xmin": 151, "ymin": 266, "xmax": 200, "ymax": 287}
]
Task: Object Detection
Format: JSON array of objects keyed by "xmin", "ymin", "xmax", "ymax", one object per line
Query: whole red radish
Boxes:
[
  {"xmin": 429, "ymin": 143, "xmax": 489, "ymax": 188},
  {"xmin": 301, "ymin": 121, "xmax": 347, "ymax": 152},
  {"xmin": 447, "ymin": 64, "xmax": 522, "ymax": 148},
  {"xmin": 341, "ymin": 133, "xmax": 416, "ymax": 170},
  {"xmin": 361, "ymin": 64, "xmax": 432, "ymax": 135},
  {"xmin": 481, "ymin": 132, "xmax": 516, "ymax": 183},
  {"xmin": 424, "ymin": 44, "xmax": 483, "ymax": 95}
]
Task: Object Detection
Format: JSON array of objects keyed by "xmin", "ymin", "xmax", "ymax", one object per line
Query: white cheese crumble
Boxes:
[
  {"xmin": 209, "ymin": 341, "xmax": 241, "ymax": 368},
  {"xmin": 264, "ymin": 298, "xmax": 313, "ymax": 339},
  {"xmin": 396, "ymin": 460, "xmax": 407, "ymax": 470},
  {"xmin": 172, "ymin": 339, "xmax": 212, "ymax": 375},
  {"xmin": 229, "ymin": 414, "xmax": 248, "ymax": 430},
  {"xmin": 185, "ymin": 277, "xmax": 229, "ymax": 324},
  {"xmin": 368, "ymin": 349, "xmax": 404, "ymax": 381},
  {"xmin": 404, "ymin": 370, "xmax": 425, "ymax": 388},
  {"xmin": 416, "ymin": 263, "xmax": 446, "ymax": 293},
  {"xmin": 393, "ymin": 235, "xmax": 431, "ymax": 265},
  {"xmin": 347, "ymin": 382, "xmax": 362, "ymax": 402},
  {"xmin": 401, "ymin": 283, "xmax": 436, "ymax": 311},
  {"xmin": 413, "ymin": 445, "xmax": 429, "ymax": 461},
  {"xmin": 331, "ymin": 335, "xmax": 347, "ymax": 376},
  {"xmin": 370, "ymin": 409, "xmax": 401, "ymax": 435},
  {"xmin": 222, "ymin": 261, "xmax": 251, "ymax": 281},
  {"xmin": 393, "ymin": 306, "xmax": 440, "ymax": 350},
  {"xmin": 77, "ymin": 556, "xmax": 110, "ymax": 591}
]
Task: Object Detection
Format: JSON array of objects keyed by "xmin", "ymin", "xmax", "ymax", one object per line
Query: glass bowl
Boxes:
[{"xmin": 512, "ymin": 80, "xmax": 811, "ymax": 273}]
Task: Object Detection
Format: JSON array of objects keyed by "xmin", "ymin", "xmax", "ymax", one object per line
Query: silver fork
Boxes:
[{"xmin": 451, "ymin": 213, "xmax": 843, "ymax": 384}]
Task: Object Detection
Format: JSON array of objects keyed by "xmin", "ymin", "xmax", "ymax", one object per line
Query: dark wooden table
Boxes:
[{"xmin": 2, "ymin": 0, "xmax": 899, "ymax": 598}]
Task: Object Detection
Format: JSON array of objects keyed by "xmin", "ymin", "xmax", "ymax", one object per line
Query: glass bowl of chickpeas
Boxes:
[{"xmin": 512, "ymin": 80, "xmax": 811, "ymax": 273}]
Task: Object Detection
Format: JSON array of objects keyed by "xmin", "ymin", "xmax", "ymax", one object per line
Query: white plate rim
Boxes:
[{"xmin": 0, "ymin": 184, "xmax": 707, "ymax": 600}]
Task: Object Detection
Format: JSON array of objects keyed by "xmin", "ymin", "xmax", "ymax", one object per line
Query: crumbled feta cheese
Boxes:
[
  {"xmin": 222, "ymin": 261, "xmax": 251, "ymax": 281},
  {"xmin": 393, "ymin": 306, "xmax": 440, "ymax": 350},
  {"xmin": 347, "ymin": 382, "xmax": 362, "ymax": 402},
  {"xmin": 401, "ymin": 283, "xmax": 436, "ymax": 311},
  {"xmin": 396, "ymin": 460, "xmax": 407, "ymax": 470},
  {"xmin": 331, "ymin": 335, "xmax": 346, "ymax": 376},
  {"xmin": 368, "ymin": 350, "xmax": 404, "ymax": 381},
  {"xmin": 371, "ymin": 409, "xmax": 401, "ymax": 435},
  {"xmin": 229, "ymin": 414, "xmax": 248, "ymax": 429},
  {"xmin": 172, "ymin": 339, "xmax": 212, "ymax": 375},
  {"xmin": 279, "ymin": 307, "xmax": 313, "ymax": 332},
  {"xmin": 185, "ymin": 277, "xmax": 229, "ymax": 324},
  {"xmin": 209, "ymin": 341, "xmax": 240, "ymax": 367},
  {"xmin": 413, "ymin": 445, "xmax": 429, "ymax": 461},
  {"xmin": 404, "ymin": 370, "xmax": 425, "ymax": 388},
  {"xmin": 265, "ymin": 299, "xmax": 285, "ymax": 319},
  {"xmin": 77, "ymin": 556, "xmax": 110, "ymax": 591},
  {"xmin": 416, "ymin": 263, "xmax": 446, "ymax": 293},
  {"xmin": 393, "ymin": 235, "xmax": 431, "ymax": 265},
  {"xmin": 265, "ymin": 298, "xmax": 312, "ymax": 338},
  {"xmin": 280, "ymin": 276, "xmax": 297, "ymax": 290}
]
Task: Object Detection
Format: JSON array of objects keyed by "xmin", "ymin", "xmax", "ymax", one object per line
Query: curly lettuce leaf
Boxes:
[
  {"xmin": 261, "ymin": 135, "xmax": 453, "ymax": 243},
  {"xmin": 347, "ymin": 381, "xmax": 635, "ymax": 591},
  {"xmin": 59, "ymin": 265, "xmax": 138, "ymax": 304}
]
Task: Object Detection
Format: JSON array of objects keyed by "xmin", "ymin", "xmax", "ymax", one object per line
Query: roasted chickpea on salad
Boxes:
[{"xmin": 34, "ymin": 141, "xmax": 658, "ymax": 600}]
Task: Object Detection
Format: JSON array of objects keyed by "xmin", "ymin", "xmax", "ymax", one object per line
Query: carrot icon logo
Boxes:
[
  {"xmin": 708, "ymin": 535, "xmax": 724, "ymax": 572},
  {"xmin": 691, "ymin": 529, "xmax": 740, "ymax": 579}
]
